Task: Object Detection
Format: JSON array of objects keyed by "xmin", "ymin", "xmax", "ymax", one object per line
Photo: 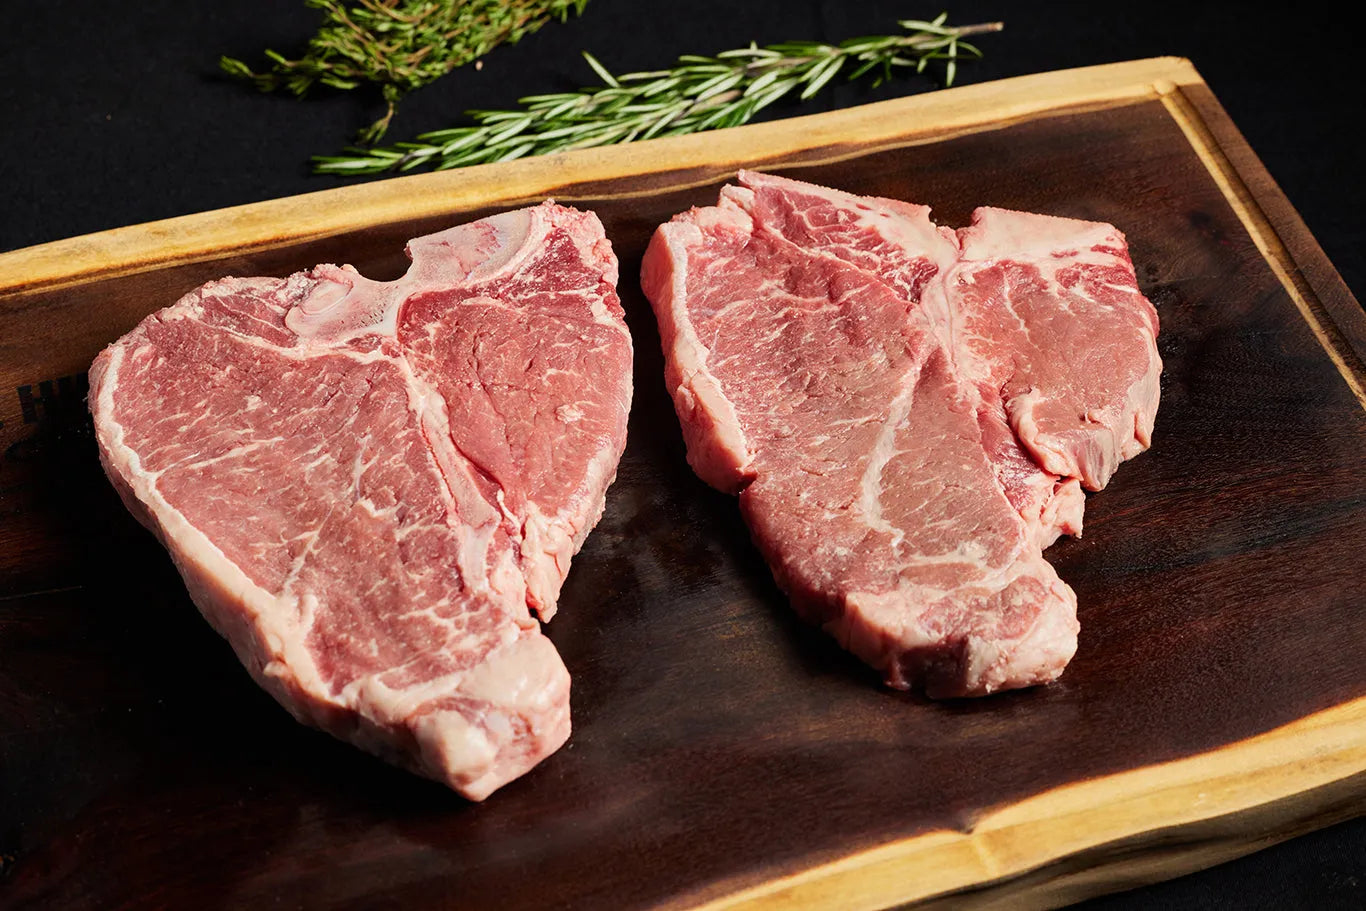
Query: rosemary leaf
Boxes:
[
  {"xmin": 800, "ymin": 56, "xmax": 843, "ymax": 101},
  {"xmin": 582, "ymin": 51, "xmax": 620, "ymax": 88}
]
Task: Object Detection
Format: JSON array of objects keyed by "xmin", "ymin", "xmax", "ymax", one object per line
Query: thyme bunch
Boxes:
[
  {"xmin": 313, "ymin": 14, "xmax": 1001, "ymax": 176},
  {"xmin": 221, "ymin": 0, "xmax": 591, "ymax": 142}
]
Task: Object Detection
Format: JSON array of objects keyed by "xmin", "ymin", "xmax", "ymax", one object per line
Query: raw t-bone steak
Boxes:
[
  {"xmin": 90, "ymin": 202, "xmax": 632, "ymax": 798},
  {"xmin": 641, "ymin": 171, "xmax": 1159, "ymax": 697}
]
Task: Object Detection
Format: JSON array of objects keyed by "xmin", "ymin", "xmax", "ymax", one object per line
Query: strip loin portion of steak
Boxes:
[
  {"xmin": 641, "ymin": 172, "xmax": 1160, "ymax": 697},
  {"xmin": 90, "ymin": 202, "xmax": 632, "ymax": 799}
]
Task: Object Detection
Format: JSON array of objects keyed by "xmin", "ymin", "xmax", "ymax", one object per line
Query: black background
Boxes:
[{"xmin": 2, "ymin": 1, "xmax": 1363, "ymax": 907}]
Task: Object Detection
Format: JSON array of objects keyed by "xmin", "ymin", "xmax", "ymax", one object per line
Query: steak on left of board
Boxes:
[{"xmin": 88, "ymin": 202, "xmax": 633, "ymax": 799}]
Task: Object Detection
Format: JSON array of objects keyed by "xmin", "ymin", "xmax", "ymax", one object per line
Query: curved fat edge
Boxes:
[{"xmin": 642, "ymin": 220, "xmax": 755, "ymax": 494}]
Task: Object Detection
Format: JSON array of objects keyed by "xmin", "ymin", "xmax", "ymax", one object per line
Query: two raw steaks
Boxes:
[
  {"xmin": 643, "ymin": 172, "xmax": 1160, "ymax": 697},
  {"xmin": 91, "ymin": 174, "xmax": 1159, "ymax": 798}
]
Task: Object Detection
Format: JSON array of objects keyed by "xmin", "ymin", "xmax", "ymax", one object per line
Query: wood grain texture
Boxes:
[{"xmin": 1, "ymin": 59, "xmax": 1364, "ymax": 910}]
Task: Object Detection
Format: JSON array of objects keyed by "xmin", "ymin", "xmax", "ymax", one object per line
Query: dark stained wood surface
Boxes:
[{"xmin": 2, "ymin": 65, "xmax": 1365, "ymax": 908}]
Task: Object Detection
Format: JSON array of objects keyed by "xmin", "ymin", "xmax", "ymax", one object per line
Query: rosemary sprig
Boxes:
[
  {"xmin": 221, "ymin": 0, "xmax": 590, "ymax": 142},
  {"xmin": 313, "ymin": 14, "xmax": 1002, "ymax": 176}
]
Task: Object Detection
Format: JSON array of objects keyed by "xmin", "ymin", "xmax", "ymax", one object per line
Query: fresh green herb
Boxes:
[
  {"xmin": 221, "ymin": 0, "xmax": 591, "ymax": 142},
  {"xmin": 313, "ymin": 14, "xmax": 1001, "ymax": 176}
]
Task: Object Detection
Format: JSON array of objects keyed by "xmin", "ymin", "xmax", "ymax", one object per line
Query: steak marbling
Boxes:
[
  {"xmin": 641, "ymin": 171, "xmax": 1160, "ymax": 696},
  {"xmin": 90, "ymin": 202, "xmax": 632, "ymax": 798}
]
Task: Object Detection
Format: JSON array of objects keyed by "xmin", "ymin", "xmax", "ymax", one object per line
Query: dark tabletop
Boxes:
[{"xmin": 2, "ymin": 2, "xmax": 1363, "ymax": 908}]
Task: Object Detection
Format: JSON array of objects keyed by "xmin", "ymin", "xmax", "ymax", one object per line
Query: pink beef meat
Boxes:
[
  {"xmin": 641, "ymin": 171, "xmax": 1160, "ymax": 696},
  {"xmin": 89, "ymin": 202, "xmax": 632, "ymax": 798},
  {"xmin": 948, "ymin": 207, "xmax": 1162, "ymax": 491}
]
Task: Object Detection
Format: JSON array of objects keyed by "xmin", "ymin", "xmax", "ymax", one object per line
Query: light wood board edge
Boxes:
[
  {"xmin": 911, "ymin": 769, "xmax": 1366, "ymax": 911},
  {"xmin": 681, "ymin": 695, "xmax": 1366, "ymax": 911},
  {"xmin": 1178, "ymin": 81, "xmax": 1366, "ymax": 375},
  {"xmin": 1153, "ymin": 81, "xmax": 1366, "ymax": 412},
  {"xmin": 0, "ymin": 58, "xmax": 1200, "ymax": 297}
]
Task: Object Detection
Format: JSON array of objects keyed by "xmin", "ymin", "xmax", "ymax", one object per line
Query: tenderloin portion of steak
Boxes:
[
  {"xmin": 641, "ymin": 171, "xmax": 1160, "ymax": 696},
  {"xmin": 89, "ymin": 202, "xmax": 632, "ymax": 798},
  {"xmin": 947, "ymin": 207, "xmax": 1162, "ymax": 492}
]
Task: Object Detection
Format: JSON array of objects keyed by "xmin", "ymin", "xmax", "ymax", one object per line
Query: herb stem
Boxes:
[
  {"xmin": 221, "ymin": 0, "xmax": 592, "ymax": 142},
  {"xmin": 313, "ymin": 14, "xmax": 1001, "ymax": 176}
]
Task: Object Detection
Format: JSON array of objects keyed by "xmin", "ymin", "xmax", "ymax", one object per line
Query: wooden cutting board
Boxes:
[{"xmin": 3, "ymin": 58, "xmax": 1365, "ymax": 909}]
